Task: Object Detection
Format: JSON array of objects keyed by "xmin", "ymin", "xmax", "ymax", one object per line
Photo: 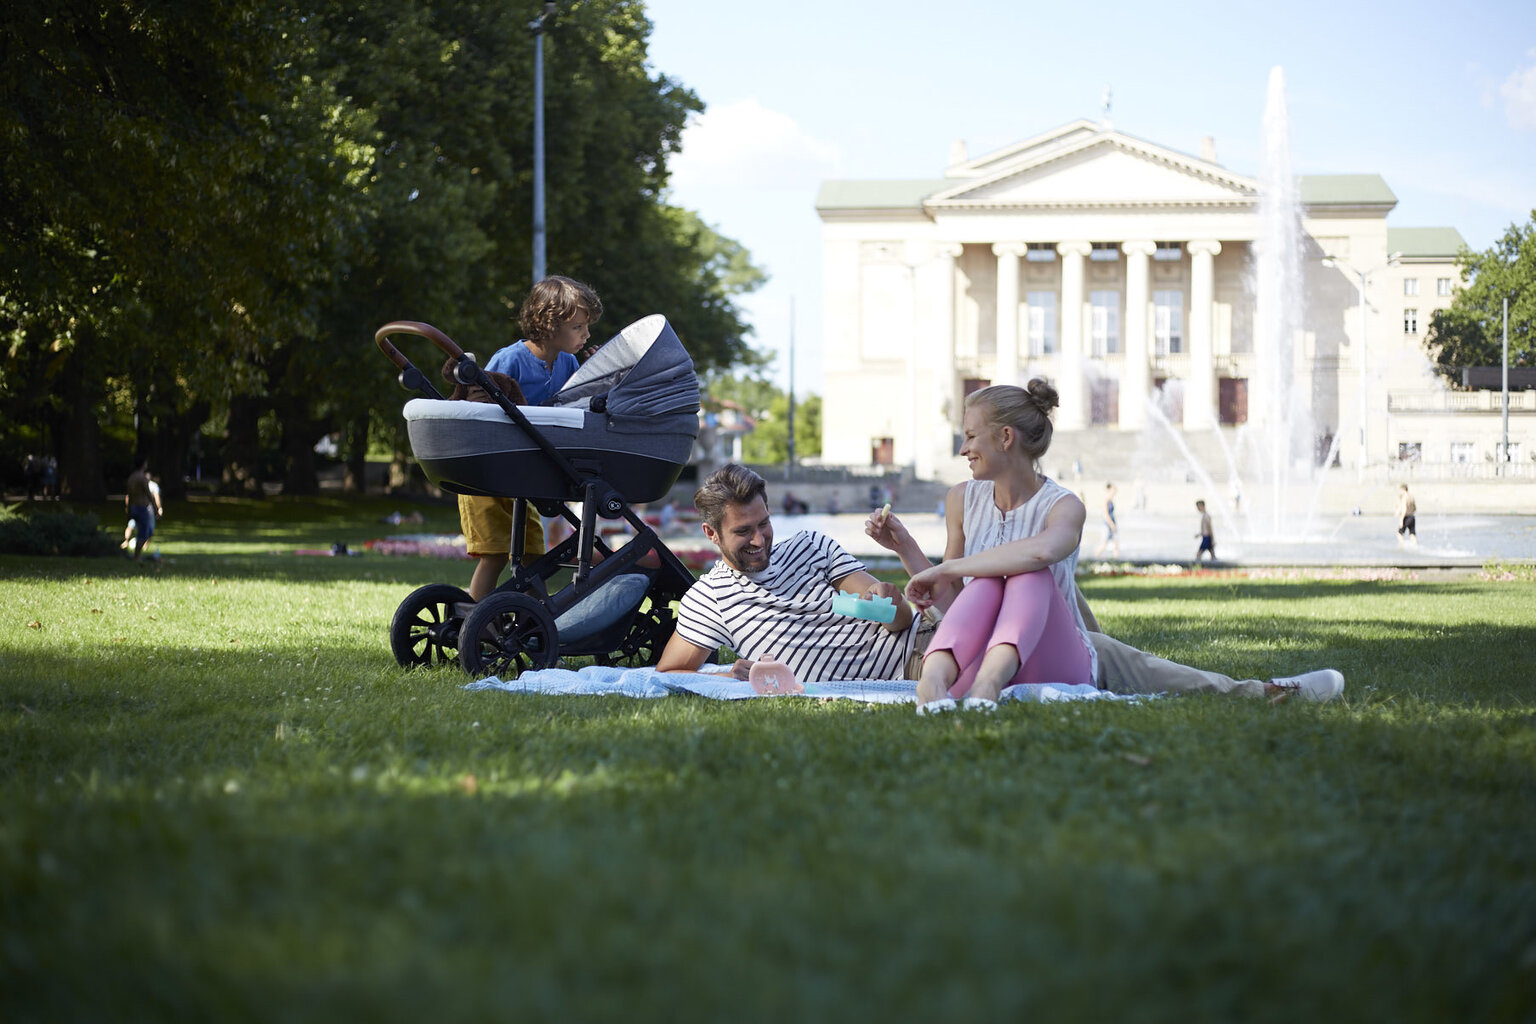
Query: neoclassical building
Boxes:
[{"xmin": 815, "ymin": 120, "xmax": 1519, "ymax": 482}]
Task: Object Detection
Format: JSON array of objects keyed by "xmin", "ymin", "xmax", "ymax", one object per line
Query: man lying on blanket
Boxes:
[{"xmin": 657, "ymin": 463, "xmax": 1344, "ymax": 701}]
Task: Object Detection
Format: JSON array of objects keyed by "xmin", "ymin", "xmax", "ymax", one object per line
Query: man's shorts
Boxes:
[
  {"xmin": 128, "ymin": 505, "xmax": 155, "ymax": 542},
  {"xmin": 458, "ymin": 494, "xmax": 546, "ymax": 560},
  {"xmin": 903, "ymin": 615, "xmax": 939, "ymax": 680}
]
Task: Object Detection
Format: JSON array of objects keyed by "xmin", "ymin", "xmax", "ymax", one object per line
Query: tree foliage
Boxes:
[
  {"xmin": 704, "ymin": 371, "xmax": 821, "ymax": 465},
  {"xmin": 0, "ymin": 0, "xmax": 764, "ymax": 499},
  {"xmin": 1424, "ymin": 214, "xmax": 1536, "ymax": 385}
]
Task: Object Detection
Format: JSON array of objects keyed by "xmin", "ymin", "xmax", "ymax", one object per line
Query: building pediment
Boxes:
[{"xmin": 928, "ymin": 129, "xmax": 1256, "ymax": 211}]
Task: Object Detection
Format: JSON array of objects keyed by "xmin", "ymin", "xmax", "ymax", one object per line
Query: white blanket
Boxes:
[{"xmin": 464, "ymin": 665, "xmax": 1148, "ymax": 704}]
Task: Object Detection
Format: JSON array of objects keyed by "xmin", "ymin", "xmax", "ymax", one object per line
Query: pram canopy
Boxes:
[{"xmin": 401, "ymin": 315, "xmax": 700, "ymax": 503}]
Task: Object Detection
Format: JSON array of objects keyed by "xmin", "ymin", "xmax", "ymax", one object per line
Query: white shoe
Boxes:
[
  {"xmin": 917, "ymin": 698, "xmax": 958, "ymax": 716},
  {"xmin": 961, "ymin": 697, "xmax": 998, "ymax": 712},
  {"xmin": 1271, "ymin": 668, "xmax": 1344, "ymax": 702}
]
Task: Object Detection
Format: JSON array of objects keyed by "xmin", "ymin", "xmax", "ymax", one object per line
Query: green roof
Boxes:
[
  {"xmin": 1387, "ymin": 226, "xmax": 1467, "ymax": 259},
  {"xmin": 815, "ymin": 179, "xmax": 946, "ymax": 211},
  {"xmin": 1297, "ymin": 174, "xmax": 1397, "ymax": 206}
]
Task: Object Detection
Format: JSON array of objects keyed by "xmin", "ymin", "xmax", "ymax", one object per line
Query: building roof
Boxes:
[
  {"xmin": 815, "ymin": 179, "xmax": 947, "ymax": 211},
  {"xmin": 1295, "ymin": 174, "xmax": 1397, "ymax": 206},
  {"xmin": 1387, "ymin": 226, "xmax": 1468, "ymax": 259}
]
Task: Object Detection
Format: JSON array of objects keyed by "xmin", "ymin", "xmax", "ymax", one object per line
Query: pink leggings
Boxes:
[{"xmin": 926, "ymin": 570, "xmax": 1093, "ymax": 697}]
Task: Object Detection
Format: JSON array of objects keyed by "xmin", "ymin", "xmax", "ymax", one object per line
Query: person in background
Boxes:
[
  {"xmin": 1396, "ymin": 484, "xmax": 1417, "ymax": 546},
  {"xmin": 1195, "ymin": 499, "xmax": 1216, "ymax": 562},
  {"xmin": 124, "ymin": 456, "xmax": 159, "ymax": 562},
  {"xmin": 1093, "ymin": 481, "xmax": 1120, "ymax": 559}
]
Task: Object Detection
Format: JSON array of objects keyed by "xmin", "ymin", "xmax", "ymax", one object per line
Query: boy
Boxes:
[
  {"xmin": 459, "ymin": 276, "xmax": 603, "ymax": 601},
  {"xmin": 1194, "ymin": 499, "xmax": 1215, "ymax": 562}
]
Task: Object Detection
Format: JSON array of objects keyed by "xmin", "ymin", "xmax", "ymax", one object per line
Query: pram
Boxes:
[{"xmin": 375, "ymin": 314, "xmax": 702, "ymax": 678}]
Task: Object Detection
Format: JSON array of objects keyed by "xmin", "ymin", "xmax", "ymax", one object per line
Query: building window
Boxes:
[
  {"xmin": 1404, "ymin": 277, "xmax": 1419, "ymax": 296},
  {"xmin": 1437, "ymin": 277, "xmax": 1452, "ymax": 296},
  {"xmin": 1154, "ymin": 241, "xmax": 1183, "ymax": 262},
  {"xmin": 1404, "ymin": 308, "xmax": 1419, "ymax": 334},
  {"xmin": 1398, "ymin": 442, "xmax": 1422, "ymax": 462},
  {"xmin": 1153, "ymin": 290, "xmax": 1183, "ymax": 355},
  {"xmin": 1025, "ymin": 292, "xmax": 1056, "ymax": 355},
  {"xmin": 1450, "ymin": 441, "xmax": 1474, "ymax": 464},
  {"xmin": 1090, "ymin": 291, "xmax": 1120, "ymax": 355},
  {"xmin": 1502, "ymin": 442, "xmax": 1523, "ymax": 464},
  {"xmin": 1025, "ymin": 242, "xmax": 1057, "ymax": 263},
  {"xmin": 1089, "ymin": 242, "xmax": 1119, "ymax": 262}
]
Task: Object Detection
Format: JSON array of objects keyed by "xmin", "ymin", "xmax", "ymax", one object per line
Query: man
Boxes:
[
  {"xmin": 656, "ymin": 464, "xmax": 918, "ymax": 682},
  {"xmin": 1396, "ymin": 484, "xmax": 1417, "ymax": 546},
  {"xmin": 659, "ymin": 464, "xmax": 1342, "ymax": 701},
  {"xmin": 124, "ymin": 456, "xmax": 158, "ymax": 562}
]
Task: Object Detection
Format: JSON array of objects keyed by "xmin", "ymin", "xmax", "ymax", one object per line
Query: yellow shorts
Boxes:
[{"xmin": 458, "ymin": 494, "xmax": 547, "ymax": 561}]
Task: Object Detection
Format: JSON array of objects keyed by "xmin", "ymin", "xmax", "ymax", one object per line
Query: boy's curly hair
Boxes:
[{"xmin": 519, "ymin": 276, "xmax": 602, "ymax": 343}]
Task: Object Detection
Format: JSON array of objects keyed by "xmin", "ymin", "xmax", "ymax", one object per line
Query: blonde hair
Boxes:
[
  {"xmin": 694, "ymin": 463, "xmax": 767, "ymax": 532},
  {"xmin": 519, "ymin": 276, "xmax": 603, "ymax": 344},
  {"xmin": 965, "ymin": 378, "xmax": 1059, "ymax": 461}
]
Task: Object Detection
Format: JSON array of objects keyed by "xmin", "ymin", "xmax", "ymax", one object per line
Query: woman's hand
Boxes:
[
  {"xmin": 904, "ymin": 564, "xmax": 949, "ymax": 610},
  {"xmin": 863, "ymin": 507, "xmax": 907, "ymax": 552}
]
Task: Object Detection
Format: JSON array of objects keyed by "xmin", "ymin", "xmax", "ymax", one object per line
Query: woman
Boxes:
[{"xmin": 866, "ymin": 379, "xmax": 1096, "ymax": 713}]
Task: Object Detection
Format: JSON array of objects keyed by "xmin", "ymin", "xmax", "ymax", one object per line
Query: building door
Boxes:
[
  {"xmin": 871, "ymin": 437, "xmax": 894, "ymax": 466},
  {"xmin": 1152, "ymin": 377, "xmax": 1183, "ymax": 426},
  {"xmin": 1218, "ymin": 378, "xmax": 1248, "ymax": 425},
  {"xmin": 1090, "ymin": 377, "xmax": 1119, "ymax": 425}
]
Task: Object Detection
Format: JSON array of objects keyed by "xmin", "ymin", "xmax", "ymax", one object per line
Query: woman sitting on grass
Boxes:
[{"xmin": 868, "ymin": 379, "xmax": 1096, "ymax": 713}]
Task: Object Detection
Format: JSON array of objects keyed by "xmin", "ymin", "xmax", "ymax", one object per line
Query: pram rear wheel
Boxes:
[
  {"xmin": 595, "ymin": 604, "xmax": 675, "ymax": 669},
  {"xmin": 459, "ymin": 592, "xmax": 559, "ymax": 678},
  {"xmin": 390, "ymin": 583, "xmax": 473, "ymax": 669}
]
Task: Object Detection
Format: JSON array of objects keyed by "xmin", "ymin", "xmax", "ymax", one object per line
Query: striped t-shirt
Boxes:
[{"xmin": 675, "ymin": 530, "xmax": 917, "ymax": 682}]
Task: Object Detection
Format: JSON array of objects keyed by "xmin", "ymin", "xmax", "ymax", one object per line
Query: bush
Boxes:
[{"xmin": 0, "ymin": 503, "xmax": 120, "ymax": 556}]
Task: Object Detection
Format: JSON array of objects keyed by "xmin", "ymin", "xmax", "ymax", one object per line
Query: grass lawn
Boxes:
[{"xmin": 2, "ymin": 498, "xmax": 1534, "ymax": 1022}]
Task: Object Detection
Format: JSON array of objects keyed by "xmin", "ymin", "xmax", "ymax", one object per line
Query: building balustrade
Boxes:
[{"xmin": 1387, "ymin": 390, "xmax": 1536, "ymax": 414}]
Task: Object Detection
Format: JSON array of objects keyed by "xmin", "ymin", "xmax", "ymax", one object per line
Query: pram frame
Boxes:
[{"xmin": 376, "ymin": 320, "xmax": 699, "ymax": 677}]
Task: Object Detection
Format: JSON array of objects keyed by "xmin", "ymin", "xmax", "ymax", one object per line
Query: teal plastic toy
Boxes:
[{"xmin": 831, "ymin": 592, "xmax": 897, "ymax": 624}]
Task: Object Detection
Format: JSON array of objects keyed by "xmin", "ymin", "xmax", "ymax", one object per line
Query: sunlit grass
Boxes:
[{"xmin": 1, "ymin": 499, "xmax": 1533, "ymax": 1022}]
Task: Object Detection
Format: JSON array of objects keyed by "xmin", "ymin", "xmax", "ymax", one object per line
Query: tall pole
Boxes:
[
  {"xmin": 786, "ymin": 297, "xmax": 796, "ymax": 482},
  {"xmin": 1503, "ymin": 297, "xmax": 1510, "ymax": 473},
  {"xmin": 530, "ymin": 3, "xmax": 556, "ymax": 284}
]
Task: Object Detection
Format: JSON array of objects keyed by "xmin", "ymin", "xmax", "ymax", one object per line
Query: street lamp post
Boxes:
[
  {"xmin": 1322, "ymin": 252, "xmax": 1399, "ymax": 481},
  {"xmin": 529, "ymin": 2, "xmax": 557, "ymax": 284}
]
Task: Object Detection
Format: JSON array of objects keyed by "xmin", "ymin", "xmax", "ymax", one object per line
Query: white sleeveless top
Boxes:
[{"xmin": 960, "ymin": 477, "xmax": 1097, "ymax": 680}]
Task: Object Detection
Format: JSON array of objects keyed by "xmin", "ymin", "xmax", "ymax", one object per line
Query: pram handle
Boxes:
[{"xmin": 375, "ymin": 320, "xmax": 465, "ymax": 368}]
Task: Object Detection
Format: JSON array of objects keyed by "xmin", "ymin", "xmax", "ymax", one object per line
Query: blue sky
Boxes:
[{"xmin": 642, "ymin": 0, "xmax": 1536, "ymax": 397}]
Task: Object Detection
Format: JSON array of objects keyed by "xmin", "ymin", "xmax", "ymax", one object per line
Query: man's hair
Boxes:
[
  {"xmin": 694, "ymin": 463, "xmax": 767, "ymax": 532},
  {"xmin": 519, "ymin": 276, "xmax": 602, "ymax": 344},
  {"xmin": 1196, "ymin": 500, "xmax": 1206, "ymax": 509}
]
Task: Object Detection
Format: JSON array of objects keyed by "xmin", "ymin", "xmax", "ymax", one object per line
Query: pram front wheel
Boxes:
[
  {"xmin": 390, "ymin": 583, "xmax": 473, "ymax": 669},
  {"xmin": 459, "ymin": 592, "xmax": 559, "ymax": 678}
]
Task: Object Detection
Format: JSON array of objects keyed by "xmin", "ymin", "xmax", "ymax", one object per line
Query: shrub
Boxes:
[{"xmin": 0, "ymin": 503, "xmax": 121, "ymax": 556}]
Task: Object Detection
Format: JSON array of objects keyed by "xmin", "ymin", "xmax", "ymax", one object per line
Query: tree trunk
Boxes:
[
  {"xmin": 56, "ymin": 330, "xmax": 106, "ymax": 501},
  {"xmin": 221, "ymin": 394, "xmax": 265, "ymax": 496},
  {"xmin": 343, "ymin": 413, "xmax": 369, "ymax": 494}
]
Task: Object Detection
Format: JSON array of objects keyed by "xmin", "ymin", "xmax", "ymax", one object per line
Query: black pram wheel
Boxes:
[
  {"xmin": 390, "ymin": 583, "xmax": 473, "ymax": 669},
  {"xmin": 459, "ymin": 591, "xmax": 559, "ymax": 678},
  {"xmin": 595, "ymin": 604, "xmax": 675, "ymax": 669}
]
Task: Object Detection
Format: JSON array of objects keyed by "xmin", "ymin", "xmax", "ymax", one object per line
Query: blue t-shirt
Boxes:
[{"xmin": 485, "ymin": 341, "xmax": 578, "ymax": 405}]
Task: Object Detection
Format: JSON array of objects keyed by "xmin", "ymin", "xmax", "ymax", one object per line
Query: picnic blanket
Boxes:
[{"xmin": 464, "ymin": 664, "xmax": 1150, "ymax": 704}]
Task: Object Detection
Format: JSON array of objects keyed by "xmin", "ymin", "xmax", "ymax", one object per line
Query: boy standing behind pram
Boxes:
[{"xmin": 458, "ymin": 276, "xmax": 603, "ymax": 601}]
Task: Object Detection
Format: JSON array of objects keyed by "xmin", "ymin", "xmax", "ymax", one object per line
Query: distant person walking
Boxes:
[
  {"xmin": 125, "ymin": 456, "xmax": 158, "ymax": 562},
  {"xmin": 1194, "ymin": 499, "xmax": 1215, "ymax": 563},
  {"xmin": 1396, "ymin": 484, "xmax": 1417, "ymax": 546},
  {"xmin": 1093, "ymin": 482, "xmax": 1120, "ymax": 558}
]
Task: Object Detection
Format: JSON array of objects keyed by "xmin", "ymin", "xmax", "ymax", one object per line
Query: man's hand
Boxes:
[
  {"xmin": 730, "ymin": 659, "xmax": 754, "ymax": 681},
  {"xmin": 864, "ymin": 580, "xmax": 902, "ymax": 603}
]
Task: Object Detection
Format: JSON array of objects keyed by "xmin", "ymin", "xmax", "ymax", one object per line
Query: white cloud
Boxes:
[
  {"xmin": 669, "ymin": 98, "xmax": 841, "ymax": 190},
  {"xmin": 1500, "ymin": 51, "xmax": 1536, "ymax": 131}
]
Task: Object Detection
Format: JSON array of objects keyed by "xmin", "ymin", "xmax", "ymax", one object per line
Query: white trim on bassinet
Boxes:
[{"xmin": 403, "ymin": 398, "xmax": 587, "ymax": 430}]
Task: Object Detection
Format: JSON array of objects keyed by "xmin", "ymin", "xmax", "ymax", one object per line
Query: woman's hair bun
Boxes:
[{"xmin": 1024, "ymin": 377, "xmax": 1059, "ymax": 414}]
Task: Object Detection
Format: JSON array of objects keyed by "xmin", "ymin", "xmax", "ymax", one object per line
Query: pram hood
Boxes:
[{"xmin": 553, "ymin": 314, "xmax": 700, "ymax": 437}]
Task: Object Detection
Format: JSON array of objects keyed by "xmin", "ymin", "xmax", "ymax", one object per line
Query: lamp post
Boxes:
[
  {"xmin": 1322, "ymin": 252, "xmax": 1399, "ymax": 481},
  {"xmin": 529, "ymin": 2, "xmax": 557, "ymax": 284}
]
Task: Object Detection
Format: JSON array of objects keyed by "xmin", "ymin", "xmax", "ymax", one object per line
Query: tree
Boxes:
[
  {"xmin": 704, "ymin": 372, "xmax": 820, "ymax": 465},
  {"xmin": 1425, "ymin": 214, "xmax": 1536, "ymax": 385}
]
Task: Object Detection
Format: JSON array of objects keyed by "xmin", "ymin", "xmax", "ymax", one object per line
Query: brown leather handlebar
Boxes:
[{"xmin": 374, "ymin": 320, "xmax": 465, "ymax": 371}]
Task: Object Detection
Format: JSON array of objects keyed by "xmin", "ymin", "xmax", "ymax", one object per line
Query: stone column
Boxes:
[
  {"xmin": 921, "ymin": 243, "xmax": 964, "ymax": 479},
  {"xmin": 1057, "ymin": 241, "xmax": 1092, "ymax": 430},
  {"xmin": 992, "ymin": 242, "xmax": 1025, "ymax": 388},
  {"xmin": 1121, "ymin": 240, "xmax": 1156, "ymax": 431},
  {"xmin": 1187, "ymin": 239, "xmax": 1222, "ymax": 430}
]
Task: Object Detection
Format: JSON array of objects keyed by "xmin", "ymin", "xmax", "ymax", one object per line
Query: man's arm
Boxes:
[
  {"xmin": 831, "ymin": 569, "xmax": 915, "ymax": 634},
  {"xmin": 655, "ymin": 630, "xmax": 716, "ymax": 674}
]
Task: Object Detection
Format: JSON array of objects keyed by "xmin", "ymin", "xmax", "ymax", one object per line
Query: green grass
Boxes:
[{"xmin": 2, "ymin": 499, "xmax": 1534, "ymax": 1022}]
